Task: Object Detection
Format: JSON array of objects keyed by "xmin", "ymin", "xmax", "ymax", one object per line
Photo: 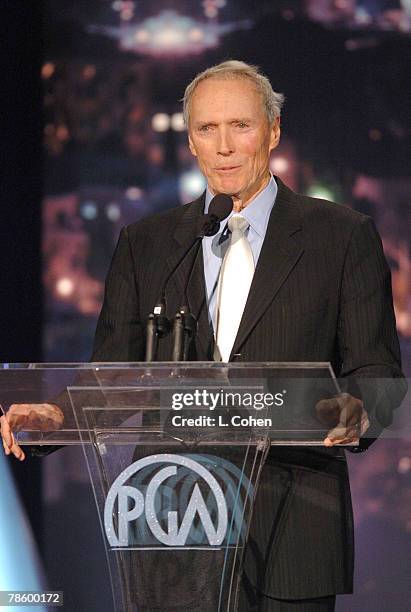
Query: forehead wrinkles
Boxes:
[{"xmin": 190, "ymin": 76, "xmax": 266, "ymax": 123}]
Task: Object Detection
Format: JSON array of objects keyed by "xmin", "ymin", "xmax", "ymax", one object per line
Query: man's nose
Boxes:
[{"xmin": 217, "ymin": 128, "xmax": 234, "ymax": 155}]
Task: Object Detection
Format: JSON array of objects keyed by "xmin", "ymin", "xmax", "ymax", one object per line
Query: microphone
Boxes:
[
  {"xmin": 172, "ymin": 194, "xmax": 233, "ymax": 361},
  {"xmin": 199, "ymin": 193, "xmax": 233, "ymax": 237},
  {"xmin": 145, "ymin": 194, "xmax": 233, "ymax": 361}
]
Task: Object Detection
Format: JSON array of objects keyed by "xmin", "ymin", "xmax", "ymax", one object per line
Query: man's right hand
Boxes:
[
  {"xmin": 1, "ymin": 413, "xmax": 25, "ymax": 460},
  {"xmin": 1, "ymin": 403, "xmax": 64, "ymax": 461}
]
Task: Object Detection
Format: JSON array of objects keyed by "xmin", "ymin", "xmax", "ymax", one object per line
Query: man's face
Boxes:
[{"xmin": 188, "ymin": 77, "xmax": 280, "ymax": 205}]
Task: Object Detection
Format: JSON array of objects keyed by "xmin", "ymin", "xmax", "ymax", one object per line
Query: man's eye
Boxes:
[
  {"xmin": 237, "ymin": 122, "xmax": 248, "ymax": 128},
  {"xmin": 199, "ymin": 125, "xmax": 211, "ymax": 132}
]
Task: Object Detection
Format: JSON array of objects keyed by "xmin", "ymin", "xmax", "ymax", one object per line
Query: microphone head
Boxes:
[
  {"xmin": 200, "ymin": 194, "xmax": 233, "ymax": 237},
  {"xmin": 208, "ymin": 194, "xmax": 233, "ymax": 221}
]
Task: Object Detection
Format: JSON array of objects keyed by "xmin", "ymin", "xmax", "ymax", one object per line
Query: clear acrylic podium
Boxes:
[{"xmin": 1, "ymin": 362, "xmax": 344, "ymax": 612}]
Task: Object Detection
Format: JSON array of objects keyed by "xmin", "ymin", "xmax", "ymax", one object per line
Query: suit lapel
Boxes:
[
  {"xmin": 166, "ymin": 193, "xmax": 213, "ymax": 357},
  {"xmin": 231, "ymin": 178, "xmax": 304, "ymax": 357}
]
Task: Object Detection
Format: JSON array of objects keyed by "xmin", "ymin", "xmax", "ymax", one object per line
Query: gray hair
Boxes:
[{"xmin": 182, "ymin": 60, "xmax": 285, "ymax": 127}]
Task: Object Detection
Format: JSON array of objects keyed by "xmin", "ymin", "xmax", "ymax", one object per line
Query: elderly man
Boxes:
[{"xmin": 1, "ymin": 61, "xmax": 405, "ymax": 611}]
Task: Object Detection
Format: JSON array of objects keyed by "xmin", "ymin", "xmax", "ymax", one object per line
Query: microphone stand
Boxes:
[
  {"xmin": 171, "ymin": 217, "xmax": 221, "ymax": 362},
  {"xmin": 145, "ymin": 237, "xmax": 202, "ymax": 362},
  {"xmin": 171, "ymin": 244, "xmax": 202, "ymax": 362},
  {"xmin": 145, "ymin": 194, "xmax": 232, "ymax": 362},
  {"xmin": 144, "ymin": 300, "xmax": 171, "ymax": 362}
]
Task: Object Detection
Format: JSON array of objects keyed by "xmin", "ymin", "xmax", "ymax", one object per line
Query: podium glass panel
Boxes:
[{"xmin": 6, "ymin": 362, "xmax": 404, "ymax": 611}]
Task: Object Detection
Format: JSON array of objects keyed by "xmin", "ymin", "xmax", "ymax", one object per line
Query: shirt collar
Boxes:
[{"xmin": 204, "ymin": 174, "xmax": 278, "ymax": 238}]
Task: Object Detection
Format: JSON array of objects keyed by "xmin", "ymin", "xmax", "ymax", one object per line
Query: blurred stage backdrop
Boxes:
[{"xmin": 40, "ymin": 2, "xmax": 410, "ymax": 611}]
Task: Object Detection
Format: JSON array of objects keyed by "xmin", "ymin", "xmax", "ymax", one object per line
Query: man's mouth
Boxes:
[{"xmin": 215, "ymin": 165, "xmax": 241, "ymax": 173}]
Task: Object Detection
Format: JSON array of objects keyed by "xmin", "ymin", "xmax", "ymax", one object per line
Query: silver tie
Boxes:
[{"xmin": 215, "ymin": 215, "xmax": 255, "ymax": 361}]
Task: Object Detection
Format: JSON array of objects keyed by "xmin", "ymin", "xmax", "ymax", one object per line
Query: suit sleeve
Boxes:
[
  {"xmin": 337, "ymin": 216, "xmax": 407, "ymax": 451},
  {"xmin": 91, "ymin": 225, "xmax": 144, "ymax": 361}
]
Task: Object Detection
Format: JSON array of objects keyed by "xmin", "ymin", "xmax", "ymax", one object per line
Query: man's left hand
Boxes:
[{"xmin": 315, "ymin": 393, "xmax": 370, "ymax": 446}]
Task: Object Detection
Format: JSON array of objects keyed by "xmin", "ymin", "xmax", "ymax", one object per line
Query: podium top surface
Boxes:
[
  {"xmin": 0, "ymin": 361, "xmax": 347, "ymax": 446},
  {"xmin": 0, "ymin": 361, "xmax": 335, "ymax": 371}
]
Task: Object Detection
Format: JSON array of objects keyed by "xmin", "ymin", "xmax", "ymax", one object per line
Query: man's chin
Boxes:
[{"xmin": 210, "ymin": 180, "xmax": 243, "ymax": 198}]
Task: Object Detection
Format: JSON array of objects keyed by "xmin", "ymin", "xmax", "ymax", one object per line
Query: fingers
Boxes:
[
  {"xmin": 1, "ymin": 417, "xmax": 25, "ymax": 460},
  {"xmin": 2, "ymin": 433, "xmax": 10, "ymax": 456},
  {"xmin": 324, "ymin": 430, "xmax": 360, "ymax": 447},
  {"xmin": 0, "ymin": 414, "xmax": 13, "ymax": 448},
  {"xmin": 8, "ymin": 436, "xmax": 26, "ymax": 461},
  {"xmin": 323, "ymin": 412, "xmax": 361, "ymax": 446},
  {"xmin": 320, "ymin": 393, "xmax": 364, "ymax": 446},
  {"xmin": 11, "ymin": 442, "xmax": 26, "ymax": 461}
]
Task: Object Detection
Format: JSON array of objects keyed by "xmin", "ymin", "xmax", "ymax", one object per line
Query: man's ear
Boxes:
[
  {"xmin": 269, "ymin": 117, "xmax": 281, "ymax": 152},
  {"xmin": 188, "ymin": 133, "xmax": 197, "ymax": 157}
]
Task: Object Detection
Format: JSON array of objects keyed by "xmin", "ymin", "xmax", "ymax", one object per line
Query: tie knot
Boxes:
[{"xmin": 228, "ymin": 214, "xmax": 249, "ymax": 235}]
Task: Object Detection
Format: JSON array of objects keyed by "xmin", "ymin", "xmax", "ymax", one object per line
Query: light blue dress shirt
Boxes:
[{"xmin": 202, "ymin": 175, "xmax": 278, "ymax": 333}]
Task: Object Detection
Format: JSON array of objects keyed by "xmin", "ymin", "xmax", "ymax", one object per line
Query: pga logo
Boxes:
[{"xmin": 104, "ymin": 454, "xmax": 228, "ymax": 547}]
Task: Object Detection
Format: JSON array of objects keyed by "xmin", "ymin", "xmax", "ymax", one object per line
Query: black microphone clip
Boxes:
[
  {"xmin": 145, "ymin": 298, "xmax": 170, "ymax": 362},
  {"xmin": 199, "ymin": 193, "xmax": 233, "ymax": 237}
]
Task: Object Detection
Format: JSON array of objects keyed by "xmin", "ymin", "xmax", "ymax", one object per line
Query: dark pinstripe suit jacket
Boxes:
[{"xmin": 92, "ymin": 177, "xmax": 405, "ymax": 599}]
